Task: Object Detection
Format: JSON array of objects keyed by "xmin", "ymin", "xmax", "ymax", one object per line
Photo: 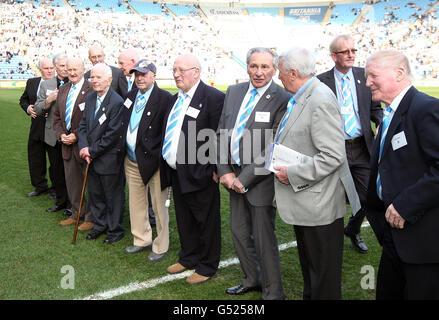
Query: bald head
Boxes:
[
  {"xmin": 173, "ymin": 53, "xmax": 201, "ymax": 93},
  {"xmin": 67, "ymin": 57, "xmax": 85, "ymax": 85},
  {"xmin": 118, "ymin": 48, "xmax": 140, "ymax": 76},
  {"xmin": 88, "ymin": 45, "xmax": 105, "ymax": 66},
  {"xmin": 91, "ymin": 63, "xmax": 112, "ymax": 96}
]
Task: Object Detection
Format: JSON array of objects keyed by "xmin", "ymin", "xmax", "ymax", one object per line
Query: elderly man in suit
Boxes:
[
  {"xmin": 121, "ymin": 59, "xmax": 172, "ymax": 261},
  {"xmin": 274, "ymin": 47, "xmax": 360, "ymax": 300},
  {"xmin": 19, "ymin": 58, "xmax": 55, "ymax": 198},
  {"xmin": 365, "ymin": 50, "xmax": 439, "ymax": 299},
  {"xmin": 118, "ymin": 48, "xmax": 140, "ymax": 94},
  {"xmin": 78, "ymin": 63, "xmax": 125, "ymax": 244},
  {"xmin": 217, "ymin": 47, "xmax": 290, "ymax": 300},
  {"xmin": 84, "ymin": 44, "xmax": 127, "ymax": 98},
  {"xmin": 317, "ymin": 34, "xmax": 383, "ymax": 254},
  {"xmin": 34, "ymin": 53, "xmax": 70, "ymax": 214},
  {"xmin": 160, "ymin": 53, "xmax": 224, "ymax": 285},
  {"xmin": 52, "ymin": 57, "xmax": 94, "ymax": 231}
]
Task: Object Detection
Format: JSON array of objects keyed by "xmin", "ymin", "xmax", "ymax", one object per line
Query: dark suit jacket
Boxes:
[
  {"xmin": 317, "ymin": 66, "xmax": 382, "ymax": 154},
  {"xmin": 78, "ymin": 87, "xmax": 125, "ymax": 175},
  {"xmin": 216, "ymin": 81, "xmax": 291, "ymax": 206},
  {"xmin": 19, "ymin": 77, "xmax": 46, "ymax": 142},
  {"xmin": 53, "ymin": 79, "xmax": 93, "ymax": 163},
  {"xmin": 366, "ymin": 86, "xmax": 439, "ymax": 264},
  {"xmin": 121, "ymin": 83, "xmax": 172, "ymax": 185},
  {"xmin": 85, "ymin": 65, "xmax": 127, "ymax": 99},
  {"xmin": 160, "ymin": 80, "xmax": 225, "ymax": 193}
]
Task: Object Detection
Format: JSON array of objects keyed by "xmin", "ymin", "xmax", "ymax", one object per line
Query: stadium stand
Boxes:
[{"xmin": 0, "ymin": 0, "xmax": 438, "ymax": 84}]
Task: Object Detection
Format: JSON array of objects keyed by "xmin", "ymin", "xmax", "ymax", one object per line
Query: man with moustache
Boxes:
[
  {"xmin": 78, "ymin": 63, "xmax": 125, "ymax": 244},
  {"xmin": 52, "ymin": 57, "xmax": 94, "ymax": 231},
  {"xmin": 84, "ymin": 44, "xmax": 127, "ymax": 98},
  {"xmin": 317, "ymin": 34, "xmax": 382, "ymax": 254},
  {"xmin": 160, "ymin": 54, "xmax": 224, "ymax": 284},
  {"xmin": 19, "ymin": 58, "xmax": 55, "ymax": 199},
  {"xmin": 34, "ymin": 53, "xmax": 70, "ymax": 214},
  {"xmin": 121, "ymin": 59, "xmax": 172, "ymax": 261},
  {"xmin": 217, "ymin": 47, "xmax": 290, "ymax": 300}
]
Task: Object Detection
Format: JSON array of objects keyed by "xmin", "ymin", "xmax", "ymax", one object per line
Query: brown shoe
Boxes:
[
  {"xmin": 167, "ymin": 262, "xmax": 187, "ymax": 274},
  {"xmin": 186, "ymin": 272, "xmax": 216, "ymax": 285},
  {"xmin": 59, "ymin": 218, "xmax": 76, "ymax": 226},
  {"xmin": 78, "ymin": 221, "xmax": 94, "ymax": 231}
]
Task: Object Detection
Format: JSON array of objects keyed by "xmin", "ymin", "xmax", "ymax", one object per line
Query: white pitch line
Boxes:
[{"xmin": 79, "ymin": 222, "xmax": 370, "ymax": 300}]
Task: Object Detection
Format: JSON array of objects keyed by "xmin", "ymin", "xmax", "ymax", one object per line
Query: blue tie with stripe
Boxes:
[
  {"xmin": 65, "ymin": 85, "xmax": 76, "ymax": 131},
  {"xmin": 275, "ymin": 96, "xmax": 295, "ymax": 142},
  {"xmin": 231, "ymin": 88, "xmax": 258, "ymax": 166},
  {"xmin": 342, "ymin": 74, "xmax": 358, "ymax": 137},
  {"xmin": 162, "ymin": 94, "xmax": 188, "ymax": 160},
  {"xmin": 376, "ymin": 106, "xmax": 393, "ymax": 200},
  {"xmin": 94, "ymin": 97, "xmax": 102, "ymax": 119}
]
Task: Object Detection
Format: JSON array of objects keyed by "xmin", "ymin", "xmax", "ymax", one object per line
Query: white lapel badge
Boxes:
[
  {"xmin": 357, "ymin": 80, "xmax": 361, "ymax": 84},
  {"xmin": 199, "ymin": 103, "xmax": 202, "ymax": 108},
  {"xmin": 102, "ymin": 107, "xmax": 105, "ymax": 112},
  {"xmin": 266, "ymin": 94, "xmax": 270, "ymax": 99},
  {"xmin": 147, "ymin": 111, "xmax": 151, "ymax": 116}
]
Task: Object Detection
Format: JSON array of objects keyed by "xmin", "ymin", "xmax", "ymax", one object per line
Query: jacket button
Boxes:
[{"xmin": 149, "ymin": 126, "xmax": 152, "ymax": 129}]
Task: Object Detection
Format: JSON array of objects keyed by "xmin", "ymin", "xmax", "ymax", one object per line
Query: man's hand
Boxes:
[
  {"xmin": 219, "ymin": 172, "xmax": 236, "ymax": 190},
  {"xmin": 61, "ymin": 133, "xmax": 77, "ymax": 145},
  {"xmin": 45, "ymin": 89, "xmax": 58, "ymax": 108},
  {"xmin": 27, "ymin": 105, "xmax": 37, "ymax": 119},
  {"xmin": 212, "ymin": 171, "xmax": 218, "ymax": 183},
  {"xmin": 274, "ymin": 166, "xmax": 290, "ymax": 185},
  {"xmin": 385, "ymin": 204, "xmax": 405, "ymax": 229},
  {"xmin": 79, "ymin": 147, "xmax": 91, "ymax": 164},
  {"xmin": 232, "ymin": 177, "xmax": 246, "ymax": 194}
]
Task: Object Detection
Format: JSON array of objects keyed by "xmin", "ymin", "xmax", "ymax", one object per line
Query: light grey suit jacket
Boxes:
[
  {"xmin": 274, "ymin": 77, "xmax": 360, "ymax": 226},
  {"xmin": 34, "ymin": 77, "xmax": 62, "ymax": 147},
  {"xmin": 217, "ymin": 81, "xmax": 291, "ymax": 206}
]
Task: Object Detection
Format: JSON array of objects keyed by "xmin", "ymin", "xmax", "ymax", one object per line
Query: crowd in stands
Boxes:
[{"xmin": 0, "ymin": 0, "xmax": 438, "ymax": 82}]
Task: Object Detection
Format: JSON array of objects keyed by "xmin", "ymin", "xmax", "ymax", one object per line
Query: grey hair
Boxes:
[
  {"xmin": 246, "ymin": 47, "xmax": 279, "ymax": 68},
  {"xmin": 329, "ymin": 34, "xmax": 354, "ymax": 53},
  {"xmin": 366, "ymin": 50, "xmax": 413, "ymax": 81},
  {"xmin": 37, "ymin": 57, "xmax": 52, "ymax": 70},
  {"xmin": 279, "ymin": 47, "xmax": 315, "ymax": 78},
  {"xmin": 92, "ymin": 63, "xmax": 112, "ymax": 78},
  {"xmin": 52, "ymin": 53, "xmax": 68, "ymax": 66}
]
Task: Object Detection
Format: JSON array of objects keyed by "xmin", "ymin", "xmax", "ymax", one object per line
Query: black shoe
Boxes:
[
  {"xmin": 103, "ymin": 234, "xmax": 124, "ymax": 244},
  {"xmin": 226, "ymin": 284, "xmax": 262, "ymax": 296},
  {"xmin": 125, "ymin": 245, "xmax": 151, "ymax": 254},
  {"xmin": 46, "ymin": 204, "xmax": 66, "ymax": 212},
  {"xmin": 62, "ymin": 209, "xmax": 72, "ymax": 217},
  {"xmin": 344, "ymin": 230, "xmax": 368, "ymax": 253},
  {"xmin": 86, "ymin": 230, "xmax": 105, "ymax": 240},
  {"xmin": 27, "ymin": 189, "xmax": 48, "ymax": 197}
]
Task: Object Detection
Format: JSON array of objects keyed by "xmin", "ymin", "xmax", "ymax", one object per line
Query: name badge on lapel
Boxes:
[
  {"xmin": 78, "ymin": 102, "xmax": 85, "ymax": 111},
  {"xmin": 98, "ymin": 113, "xmax": 107, "ymax": 125},
  {"xmin": 391, "ymin": 131, "xmax": 407, "ymax": 150},
  {"xmin": 124, "ymin": 98, "xmax": 133, "ymax": 109},
  {"xmin": 186, "ymin": 106, "xmax": 200, "ymax": 119},
  {"xmin": 255, "ymin": 111, "xmax": 270, "ymax": 123}
]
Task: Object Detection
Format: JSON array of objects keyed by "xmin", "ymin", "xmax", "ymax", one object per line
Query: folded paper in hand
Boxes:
[{"xmin": 265, "ymin": 142, "xmax": 312, "ymax": 173}]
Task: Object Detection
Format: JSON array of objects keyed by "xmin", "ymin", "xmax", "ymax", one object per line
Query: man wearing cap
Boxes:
[{"xmin": 121, "ymin": 60, "xmax": 172, "ymax": 261}]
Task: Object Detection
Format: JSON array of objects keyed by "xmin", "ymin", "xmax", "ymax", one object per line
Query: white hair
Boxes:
[
  {"xmin": 92, "ymin": 63, "xmax": 112, "ymax": 79},
  {"xmin": 279, "ymin": 47, "xmax": 315, "ymax": 78}
]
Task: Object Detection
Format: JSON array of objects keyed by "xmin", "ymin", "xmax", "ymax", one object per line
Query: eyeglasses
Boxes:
[
  {"xmin": 172, "ymin": 67, "xmax": 197, "ymax": 74},
  {"xmin": 334, "ymin": 48, "xmax": 358, "ymax": 55}
]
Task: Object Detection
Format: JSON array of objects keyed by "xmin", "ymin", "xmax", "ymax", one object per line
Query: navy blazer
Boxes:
[
  {"xmin": 366, "ymin": 86, "xmax": 439, "ymax": 264},
  {"xmin": 160, "ymin": 81, "xmax": 225, "ymax": 194},
  {"xmin": 78, "ymin": 87, "xmax": 125, "ymax": 175},
  {"xmin": 317, "ymin": 67, "xmax": 382, "ymax": 155},
  {"xmin": 121, "ymin": 83, "xmax": 172, "ymax": 185},
  {"xmin": 19, "ymin": 77, "xmax": 46, "ymax": 142}
]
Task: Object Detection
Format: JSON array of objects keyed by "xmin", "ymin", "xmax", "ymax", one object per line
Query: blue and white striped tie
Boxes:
[
  {"xmin": 275, "ymin": 97, "xmax": 295, "ymax": 142},
  {"xmin": 376, "ymin": 106, "xmax": 393, "ymax": 200},
  {"xmin": 94, "ymin": 97, "xmax": 102, "ymax": 119},
  {"xmin": 342, "ymin": 75, "xmax": 357, "ymax": 137},
  {"xmin": 162, "ymin": 94, "xmax": 188, "ymax": 160},
  {"xmin": 65, "ymin": 85, "xmax": 76, "ymax": 131},
  {"xmin": 231, "ymin": 88, "xmax": 258, "ymax": 166}
]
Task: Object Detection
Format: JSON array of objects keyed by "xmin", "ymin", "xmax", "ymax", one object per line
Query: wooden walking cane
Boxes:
[{"xmin": 72, "ymin": 162, "xmax": 90, "ymax": 244}]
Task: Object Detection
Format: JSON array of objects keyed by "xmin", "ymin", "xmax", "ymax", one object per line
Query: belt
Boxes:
[{"xmin": 345, "ymin": 136, "xmax": 363, "ymax": 144}]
